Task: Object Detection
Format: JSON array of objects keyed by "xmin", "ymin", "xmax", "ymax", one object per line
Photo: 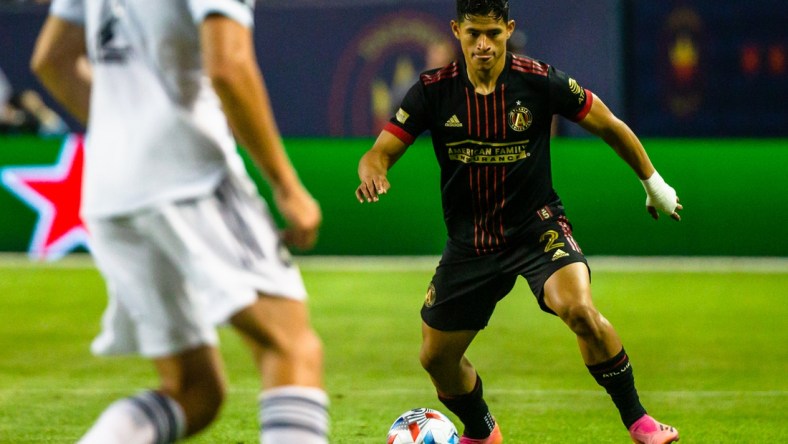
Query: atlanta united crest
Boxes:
[
  {"xmin": 424, "ymin": 282, "xmax": 437, "ymax": 307},
  {"xmin": 508, "ymin": 106, "xmax": 533, "ymax": 132}
]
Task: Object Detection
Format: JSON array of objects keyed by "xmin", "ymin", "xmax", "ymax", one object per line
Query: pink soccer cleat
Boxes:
[
  {"xmin": 459, "ymin": 423, "xmax": 503, "ymax": 444},
  {"xmin": 628, "ymin": 414, "xmax": 679, "ymax": 444}
]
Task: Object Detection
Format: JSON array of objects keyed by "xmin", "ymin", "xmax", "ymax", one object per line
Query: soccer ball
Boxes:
[{"xmin": 387, "ymin": 408, "xmax": 460, "ymax": 444}]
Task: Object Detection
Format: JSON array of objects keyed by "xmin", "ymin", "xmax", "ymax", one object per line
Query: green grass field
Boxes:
[{"xmin": 1, "ymin": 256, "xmax": 786, "ymax": 443}]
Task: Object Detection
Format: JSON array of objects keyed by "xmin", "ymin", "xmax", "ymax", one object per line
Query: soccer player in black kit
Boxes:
[{"xmin": 356, "ymin": 1, "xmax": 681, "ymax": 443}]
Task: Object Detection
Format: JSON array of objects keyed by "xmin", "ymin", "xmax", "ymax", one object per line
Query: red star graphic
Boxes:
[{"xmin": 1, "ymin": 134, "xmax": 89, "ymax": 260}]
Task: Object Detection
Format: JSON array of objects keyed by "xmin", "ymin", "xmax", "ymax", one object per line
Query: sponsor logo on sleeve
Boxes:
[
  {"xmin": 568, "ymin": 78, "xmax": 586, "ymax": 104},
  {"xmin": 396, "ymin": 108, "xmax": 410, "ymax": 124}
]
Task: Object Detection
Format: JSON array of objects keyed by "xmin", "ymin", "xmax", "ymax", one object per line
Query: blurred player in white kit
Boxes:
[{"xmin": 30, "ymin": 0, "xmax": 329, "ymax": 442}]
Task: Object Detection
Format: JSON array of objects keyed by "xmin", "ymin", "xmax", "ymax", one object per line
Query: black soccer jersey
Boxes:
[{"xmin": 384, "ymin": 53, "xmax": 592, "ymax": 255}]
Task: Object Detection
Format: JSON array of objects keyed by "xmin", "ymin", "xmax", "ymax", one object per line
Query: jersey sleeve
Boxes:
[
  {"xmin": 548, "ymin": 66, "xmax": 593, "ymax": 122},
  {"xmin": 187, "ymin": 0, "xmax": 255, "ymax": 28},
  {"xmin": 50, "ymin": 0, "xmax": 85, "ymax": 25},
  {"xmin": 383, "ymin": 81, "xmax": 430, "ymax": 146}
]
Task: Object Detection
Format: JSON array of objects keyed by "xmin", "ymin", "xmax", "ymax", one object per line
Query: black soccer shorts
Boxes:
[{"xmin": 421, "ymin": 205, "xmax": 589, "ymax": 331}]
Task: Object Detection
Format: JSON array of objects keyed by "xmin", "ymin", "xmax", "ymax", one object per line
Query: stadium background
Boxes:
[{"xmin": 0, "ymin": 0, "xmax": 786, "ymax": 259}]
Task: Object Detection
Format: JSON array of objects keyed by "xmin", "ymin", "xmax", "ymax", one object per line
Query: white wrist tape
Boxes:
[{"xmin": 641, "ymin": 171, "xmax": 678, "ymax": 215}]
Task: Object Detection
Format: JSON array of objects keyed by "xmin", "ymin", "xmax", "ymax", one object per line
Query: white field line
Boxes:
[
  {"xmin": 1, "ymin": 386, "xmax": 785, "ymax": 398},
  {"xmin": 0, "ymin": 253, "xmax": 786, "ymax": 273}
]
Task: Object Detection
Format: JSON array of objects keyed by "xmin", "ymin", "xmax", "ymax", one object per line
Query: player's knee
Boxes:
[
  {"xmin": 267, "ymin": 327, "xmax": 324, "ymax": 373},
  {"xmin": 419, "ymin": 346, "xmax": 452, "ymax": 375},
  {"xmin": 292, "ymin": 329, "xmax": 324, "ymax": 370},
  {"xmin": 561, "ymin": 303, "xmax": 605, "ymax": 337},
  {"xmin": 419, "ymin": 350, "xmax": 437, "ymax": 374}
]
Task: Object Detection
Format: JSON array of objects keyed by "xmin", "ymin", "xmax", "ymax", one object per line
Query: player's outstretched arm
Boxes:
[
  {"xmin": 357, "ymin": 130, "xmax": 409, "ymax": 203},
  {"xmin": 577, "ymin": 93, "xmax": 682, "ymax": 221},
  {"xmin": 200, "ymin": 15, "xmax": 320, "ymax": 250},
  {"xmin": 30, "ymin": 16, "xmax": 91, "ymax": 126}
]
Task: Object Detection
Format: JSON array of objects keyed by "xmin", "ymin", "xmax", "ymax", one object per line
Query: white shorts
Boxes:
[{"xmin": 85, "ymin": 176, "xmax": 307, "ymax": 358}]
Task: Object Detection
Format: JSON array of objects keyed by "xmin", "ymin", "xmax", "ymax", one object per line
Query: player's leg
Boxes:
[
  {"xmin": 230, "ymin": 294, "xmax": 329, "ymax": 444},
  {"xmin": 543, "ymin": 263, "xmax": 643, "ymax": 422},
  {"xmin": 542, "ymin": 262, "xmax": 621, "ymax": 362},
  {"xmin": 76, "ymin": 389, "xmax": 187, "ymax": 444},
  {"xmin": 146, "ymin": 176, "xmax": 329, "ymax": 443},
  {"xmin": 419, "ymin": 322, "xmax": 478, "ymax": 395},
  {"xmin": 153, "ymin": 345, "xmax": 226, "ymax": 435},
  {"xmin": 78, "ymin": 346, "xmax": 225, "ymax": 444},
  {"xmin": 79, "ymin": 216, "xmax": 226, "ymax": 443},
  {"xmin": 420, "ymin": 244, "xmax": 512, "ymax": 444},
  {"xmin": 542, "ymin": 263, "xmax": 678, "ymax": 443},
  {"xmin": 420, "ymin": 323, "xmax": 501, "ymax": 444}
]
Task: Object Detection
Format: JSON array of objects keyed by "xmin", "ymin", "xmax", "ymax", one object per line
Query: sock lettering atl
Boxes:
[{"xmin": 587, "ymin": 347, "xmax": 647, "ymax": 428}]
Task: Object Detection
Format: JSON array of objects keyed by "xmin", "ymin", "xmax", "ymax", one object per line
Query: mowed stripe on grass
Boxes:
[{"xmin": 1, "ymin": 257, "xmax": 786, "ymax": 443}]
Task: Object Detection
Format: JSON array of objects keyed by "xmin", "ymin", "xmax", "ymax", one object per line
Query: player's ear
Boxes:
[
  {"xmin": 507, "ymin": 20, "xmax": 516, "ymax": 38},
  {"xmin": 450, "ymin": 20, "xmax": 461, "ymax": 40}
]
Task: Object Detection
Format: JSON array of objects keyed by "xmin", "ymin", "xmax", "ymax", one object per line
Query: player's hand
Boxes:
[
  {"xmin": 647, "ymin": 196, "xmax": 683, "ymax": 221},
  {"xmin": 274, "ymin": 185, "xmax": 322, "ymax": 250},
  {"xmin": 356, "ymin": 174, "xmax": 390, "ymax": 203},
  {"xmin": 641, "ymin": 171, "xmax": 682, "ymax": 221}
]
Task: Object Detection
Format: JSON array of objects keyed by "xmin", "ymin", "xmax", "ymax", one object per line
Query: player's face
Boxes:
[{"xmin": 451, "ymin": 15, "xmax": 514, "ymax": 74}]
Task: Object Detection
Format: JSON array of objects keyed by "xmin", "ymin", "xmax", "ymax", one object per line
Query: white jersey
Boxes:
[{"xmin": 50, "ymin": 0, "xmax": 256, "ymax": 217}]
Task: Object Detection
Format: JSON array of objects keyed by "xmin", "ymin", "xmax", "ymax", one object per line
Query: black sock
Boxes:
[
  {"xmin": 438, "ymin": 374, "xmax": 495, "ymax": 439},
  {"xmin": 587, "ymin": 347, "xmax": 647, "ymax": 428}
]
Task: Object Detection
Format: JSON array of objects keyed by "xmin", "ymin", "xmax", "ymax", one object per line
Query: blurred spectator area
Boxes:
[{"xmin": 1, "ymin": 0, "xmax": 785, "ymax": 137}]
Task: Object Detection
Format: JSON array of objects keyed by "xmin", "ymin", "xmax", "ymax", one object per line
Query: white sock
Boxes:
[
  {"xmin": 259, "ymin": 386, "xmax": 329, "ymax": 444},
  {"xmin": 78, "ymin": 391, "xmax": 186, "ymax": 444}
]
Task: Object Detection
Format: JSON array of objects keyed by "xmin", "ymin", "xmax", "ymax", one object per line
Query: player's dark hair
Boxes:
[{"xmin": 456, "ymin": 0, "xmax": 510, "ymax": 22}]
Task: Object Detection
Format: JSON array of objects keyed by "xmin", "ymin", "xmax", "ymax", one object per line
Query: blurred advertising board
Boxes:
[{"xmin": 624, "ymin": 0, "xmax": 787, "ymax": 137}]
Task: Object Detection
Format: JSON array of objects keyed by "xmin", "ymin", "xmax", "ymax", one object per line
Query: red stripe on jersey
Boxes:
[
  {"xmin": 465, "ymin": 88, "xmax": 472, "ymax": 136},
  {"xmin": 476, "ymin": 167, "xmax": 486, "ymax": 253},
  {"xmin": 493, "ymin": 90, "xmax": 499, "ymax": 138},
  {"xmin": 474, "ymin": 93, "xmax": 481, "ymax": 137},
  {"xmin": 571, "ymin": 88, "xmax": 594, "ymax": 122},
  {"xmin": 492, "ymin": 167, "xmax": 500, "ymax": 245},
  {"xmin": 499, "ymin": 165, "xmax": 507, "ymax": 244},
  {"xmin": 512, "ymin": 56, "xmax": 549, "ymax": 76},
  {"xmin": 484, "ymin": 166, "xmax": 491, "ymax": 248},
  {"xmin": 485, "ymin": 166, "xmax": 500, "ymax": 247},
  {"xmin": 421, "ymin": 64, "xmax": 459, "ymax": 85},
  {"xmin": 483, "ymin": 95, "xmax": 490, "ymax": 139},
  {"xmin": 383, "ymin": 123, "xmax": 415, "ymax": 145},
  {"xmin": 470, "ymin": 167, "xmax": 479, "ymax": 255},
  {"xmin": 501, "ymin": 84, "xmax": 506, "ymax": 139},
  {"xmin": 472, "ymin": 166, "xmax": 509, "ymax": 252}
]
